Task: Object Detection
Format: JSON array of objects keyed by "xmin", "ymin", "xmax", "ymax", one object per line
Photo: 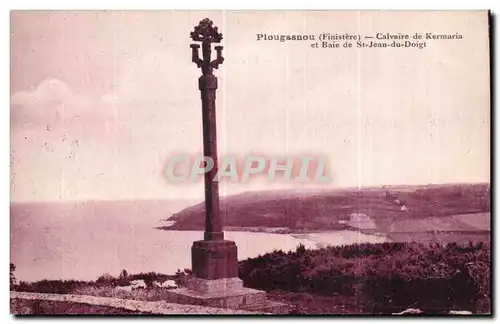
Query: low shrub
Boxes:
[
  {"xmin": 16, "ymin": 279, "xmax": 89, "ymax": 294},
  {"xmin": 239, "ymin": 241, "xmax": 490, "ymax": 313}
]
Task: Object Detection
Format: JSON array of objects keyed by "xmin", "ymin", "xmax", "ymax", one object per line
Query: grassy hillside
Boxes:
[
  {"xmin": 239, "ymin": 241, "xmax": 491, "ymax": 314},
  {"xmin": 160, "ymin": 183, "xmax": 490, "ymax": 233}
]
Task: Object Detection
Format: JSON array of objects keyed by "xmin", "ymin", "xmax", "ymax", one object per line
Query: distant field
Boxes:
[
  {"xmin": 387, "ymin": 231, "xmax": 490, "ymax": 244},
  {"xmin": 452, "ymin": 213, "xmax": 491, "ymax": 231},
  {"xmin": 161, "ymin": 183, "xmax": 490, "ymax": 239},
  {"xmin": 386, "ymin": 213, "xmax": 489, "ymax": 233}
]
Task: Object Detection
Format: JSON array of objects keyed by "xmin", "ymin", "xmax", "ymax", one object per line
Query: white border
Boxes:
[
  {"xmin": 2, "ymin": 1, "xmax": 498, "ymax": 324},
  {"xmin": 3, "ymin": 1, "xmax": 498, "ymax": 10}
]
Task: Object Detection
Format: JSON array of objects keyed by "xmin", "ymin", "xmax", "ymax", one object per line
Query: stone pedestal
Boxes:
[
  {"xmin": 191, "ymin": 240, "xmax": 238, "ymax": 279},
  {"xmin": 166, "ymin": 240, "xmax": 288, "ymax": 312},
  {"xmin": 166, "ymin": 277, "xmax": 268, "ymax": 309},
  {"xmin": 167, "ymin": 240, "xmax": 268, "ymax": 310}
]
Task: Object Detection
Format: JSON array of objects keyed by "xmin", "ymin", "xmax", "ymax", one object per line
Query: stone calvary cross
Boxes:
[
  {"xmin": 167, "ymin": 18, "xmax": 284, "ymax": 311},
  {"xmin": 189, "ymin": 18, "xmax": 239, "ymax": 280}
]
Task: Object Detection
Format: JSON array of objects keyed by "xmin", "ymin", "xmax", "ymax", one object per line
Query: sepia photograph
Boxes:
[{"xmin": 9, "ymin": 10, "xmax": 491, "ymax": 315}]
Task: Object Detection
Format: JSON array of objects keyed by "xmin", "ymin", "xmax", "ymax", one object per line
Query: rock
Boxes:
[
  {"xmin": 392, "ymin": 308, "xmax": 423, "ymax": 315},
  {"xmin": 115, "ymin": 286, "xmax": 133, "ymax": 293},
  {"xmin": 449, "ymin": 310, "xmax": 473, "ymax": 315},
  {"xmin": 153, "ymin": 280, "xmax": 178, "ymax": 289},
  {"xmin": 163, "ymin": 280, "xmax": 178, "ymax": 289},
  {"xmin": 130, "ymin": 280, "xmax": 147, "ymax": 289}
]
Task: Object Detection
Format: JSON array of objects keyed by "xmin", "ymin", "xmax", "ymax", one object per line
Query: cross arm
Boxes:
[
  {"xmin": 210, "ymin": 46, "xmax": 224, "ymax": 69},
  {"xmin": 190, "ymin": 44, "xmax": 203, "ymax": 68}
]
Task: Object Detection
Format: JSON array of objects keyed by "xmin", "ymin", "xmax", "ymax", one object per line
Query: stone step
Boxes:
[
  {"xmin": 166, "ymin": 287, "xmax": 267, "ymax": 309},
  {"xmin": 165, "ymin": 277, "xmax": 288, "ymax": 313}
]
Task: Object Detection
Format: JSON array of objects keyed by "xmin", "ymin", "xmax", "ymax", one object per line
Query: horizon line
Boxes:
[{"xmin": 9, "ymin": 181, "xmax": 490, "ymax": 205}]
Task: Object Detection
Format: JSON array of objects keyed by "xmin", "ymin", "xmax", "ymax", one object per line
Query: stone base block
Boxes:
[
  {"xmin": 186, "ymin": 277, "xmax": 244, "ymax": 294},
  {"xmin": 166, "ymin": 277, "xmax": 289, "ymax": 313},
  {"xmin": 166, "ymin": 286, "xmax": 267, "ymax": 309}
]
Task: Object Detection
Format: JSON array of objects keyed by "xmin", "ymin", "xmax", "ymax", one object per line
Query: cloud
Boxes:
[
  {"xmin": 11, "ymin": 78, "xmax": 94, "ymax": 130},
  {"xmin": 10, "ymin": 75, "xmax": 204, "ymax": 202},
  {"xmin": 12, "ymin": 78, "xmax": 71, "ymax": 106}
]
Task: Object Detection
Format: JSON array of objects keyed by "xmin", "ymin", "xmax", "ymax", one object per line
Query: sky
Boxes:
[{"xmin": 10, "ymin": 11, "xmax": 490, "ymax": 202}]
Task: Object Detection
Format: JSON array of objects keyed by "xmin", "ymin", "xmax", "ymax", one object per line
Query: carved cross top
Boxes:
[
  {"xmin": 190, "ymin": 18, "xmax": 223, "ymax": 43},
  {"xmin": 190, "ymin": 18, "xmax": 224, "ymax": 75}
]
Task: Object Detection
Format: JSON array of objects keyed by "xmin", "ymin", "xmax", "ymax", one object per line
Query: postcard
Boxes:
[{"xmin": 10, "ymin": 10, "xmax": 491, "ymax": 315}]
